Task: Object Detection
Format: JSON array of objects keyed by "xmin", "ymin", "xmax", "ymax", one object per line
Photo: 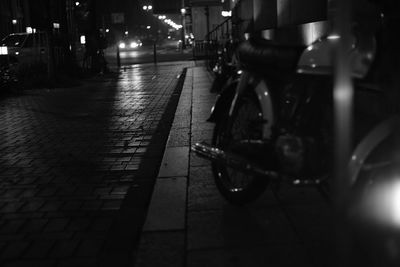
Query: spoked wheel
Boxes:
[{"xmin": 212, "ymin": 93, "xmax": 269, "ymax": 204}]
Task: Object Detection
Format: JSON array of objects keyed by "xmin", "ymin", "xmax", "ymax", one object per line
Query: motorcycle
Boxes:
[{"xmin": 192, "ymin": 1, "xmax": 400, "ymax": 205}]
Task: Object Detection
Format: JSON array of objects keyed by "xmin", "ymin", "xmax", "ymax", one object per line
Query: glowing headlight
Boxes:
[
  {"xmin": 0, "ymin": 46, "xmax": 8, "ymax": 55},
  {"xmin": 130, "ymin": 42, "xmax": 138, "ymax": 48},
  {"xmin": 119, "ymin": 42, "xmax": 126, "ymax": 49}
]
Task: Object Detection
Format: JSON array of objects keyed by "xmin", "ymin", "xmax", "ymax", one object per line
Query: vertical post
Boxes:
[
  {"xmin": 333, "ymin": 0, "xmax": 353, "ymax": 265},
  {"xmin": 181, "ymin": 5, "xmax": 186, "ymax": 50},
  {"xmin": 205, "ymin": 6, "xmax": 210, "ymax": 42},
  {"xmin": 116, "ymin": 45, "xmax": 121, "ymax": 68},
  {"xmin": 154, "ymin": 14, "xmax": 158, "ymax": 64},
  {"xmin": 45, "ymin": 0, "xmax": 55, "ymax": 83},
  {"xmin": 153, "ymin": 42, "xmax": 157, "ymax": 63}
]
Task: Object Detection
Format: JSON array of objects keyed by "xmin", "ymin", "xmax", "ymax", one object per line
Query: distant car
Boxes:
[
  {"xmin": 118, "ymin": 38, "xmax": 142, "ymax": 50},
  {"xmin": 0, "ymin": 32, "xmax": 49, "ymax": 65}
]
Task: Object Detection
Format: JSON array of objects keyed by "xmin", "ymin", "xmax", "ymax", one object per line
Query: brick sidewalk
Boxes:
[
  {"xmin": 135, "ymin": 65, "xmax": 334, "ymax": 267},
  {"xmin": 0, "ymin": 62, "xmax": 193, "ymax": 267}
]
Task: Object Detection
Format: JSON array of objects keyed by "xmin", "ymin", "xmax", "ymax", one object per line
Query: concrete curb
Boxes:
[{"xmin": 134, "ymin": 66, "xmax": 195, "ymax": 267}]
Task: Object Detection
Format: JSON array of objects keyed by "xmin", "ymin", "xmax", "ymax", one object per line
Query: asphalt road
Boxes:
[{"xmin": 105, "ymin": 44, "xmax": 194, "ymax": 66}]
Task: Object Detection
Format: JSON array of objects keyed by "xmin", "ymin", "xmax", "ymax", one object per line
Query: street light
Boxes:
[{"xmin": 180, "ymin": 8, "xmax": 187, "ymax": 49}]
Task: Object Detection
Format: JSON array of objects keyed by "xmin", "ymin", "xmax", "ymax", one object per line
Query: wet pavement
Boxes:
[
  {"xmin": 1, "ymin": 61, "xmax": 337, "ymax": 267},
  {"xmin": 0, "ymin": 61, "xmax": 193, "ymax": 266},
  {"xmin": 105, "ymin": 46, "xmax": 193, "ymax": 66}
]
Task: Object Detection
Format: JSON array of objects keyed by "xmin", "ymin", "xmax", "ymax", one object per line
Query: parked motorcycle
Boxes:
[{"xmin": 192, "ymin": 0, "xmax": 399, "ymax": 205}]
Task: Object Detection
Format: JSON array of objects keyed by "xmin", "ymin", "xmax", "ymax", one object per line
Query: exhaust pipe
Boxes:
[{"xmin": 191, "ymin": 142, "xmax": 277, "ymax": 177}]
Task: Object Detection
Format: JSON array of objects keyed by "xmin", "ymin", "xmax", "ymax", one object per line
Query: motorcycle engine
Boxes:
[{"xmin": 275, "ymin": 134, "xmax": 326, "ymax": 176}]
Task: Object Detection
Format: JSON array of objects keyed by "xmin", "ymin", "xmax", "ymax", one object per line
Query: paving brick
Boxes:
[
  {"xmin": 57, "ymin": 258, "xmax": 97, "ymax": 267},
  {"xmin": 61, "ymin": 201, "xmax": 83, "ymax": 211},
  {"xmin": 81, "ymin": 200, "xmax": 103, "ymax": 211},
  {"xmin": 40, "ymin": 201, "xmax": 63, "ymax": 212},
  {"xmin": 3, "ymin": 189, "xmax": 23, "ymax": 198},
  {"xmin": 67, "ymin": 218, "xmax": 91, "ymax": 231},
  {"xmin": 50, "ymin": 240, "xmax": 80, "ymax": 258},
  {"xmin": 0, "ymin": 219, "xmax": 26, "ymax": 234},
  {"xmin": 1, "ymin": 202, "xmax": 24, "ymax": 213},
  {"xmin": 37, "ymin": 187, "xmax": 58, "ymax": 197},
  {"xmin": 0, "ymin": 62, "xmax": 192, "ymax": 265},
  {"xmin": 21, "ymin": 200, "xmax": 45, "ymax": 212},
  {"xmin": 3, "ymin": 260, "xmax": 57, "ymax": 267},
  {"xmin": 77, "ymin": 239, "xmax": 104, "ymax": 257},
  {"xmin": 1, "ymin": 241, "xmax": 30, "ymax": 259},
  {"xmin": 22, "ymin": 218, "xmax": 48, "ymax": 233},
  {"xmin": 89, "ymin": 218, "xmax": 113, "ymax": 232},
  {"xmin": 110, "ymin": 185, "xmax": 130, "ymax": 195},
  {"xmin": 23, "ymin": 240, "xmax": 55, "ymax": 258},
  {"xmin": 101, "ymin": 200, "xmax": 122, "ymax": 210},
  {"xmin": 43, "ymin": 218, "xmax": 69, "ymax": 232}
]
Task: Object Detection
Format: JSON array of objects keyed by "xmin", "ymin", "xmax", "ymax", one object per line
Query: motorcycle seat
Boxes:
[{"xmin": 237, "ymin": 38, "xmax": 305, "ymax": 73}]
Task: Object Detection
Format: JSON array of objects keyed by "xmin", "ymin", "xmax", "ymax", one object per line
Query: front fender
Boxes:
[
  {"xmin": 349, "ymin": 115, "xmax": 400, "ymax": 185},
  {"xmin": 207, "ymin": 76, "xmax": 240, "ymax": 122},
  {"xmin": 228, "ymin": 74, "xmax": 275, "ymax": 140}
]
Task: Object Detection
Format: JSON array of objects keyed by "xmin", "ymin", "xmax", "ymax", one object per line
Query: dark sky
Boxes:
[{"xmin": 95, "ymin": 0, "xmax": 182, "ymax": 39}]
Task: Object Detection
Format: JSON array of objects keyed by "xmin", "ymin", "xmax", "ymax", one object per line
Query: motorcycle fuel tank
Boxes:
[{"xmin": 297, "ymin": 33, "xmax": 376, "ymax": 79}]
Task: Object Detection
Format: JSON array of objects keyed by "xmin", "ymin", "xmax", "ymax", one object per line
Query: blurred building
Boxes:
[
  {"xmin": 218, "ymin": 0, "xmax": 328, "ymax": 45},
  {"xmin": 0, "ymin": 0, "xmax": 29, "ymax": 39},
  {"xmin": 189, "ymin": 0, "xmax": 223, "ymax": 41}
]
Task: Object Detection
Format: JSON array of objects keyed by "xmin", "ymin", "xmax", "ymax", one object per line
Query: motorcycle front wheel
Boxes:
[{"xmin": 212, "ymin": 93, "xmax": 269, "ymax": 205}]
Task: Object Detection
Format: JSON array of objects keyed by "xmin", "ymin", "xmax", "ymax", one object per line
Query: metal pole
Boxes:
[
  {"xmin": 205, "ymin": 6, "xmax": 210, "ymax": 42},
  {"xmin": 116, "ymin": 45, "xmax": 121, "ymax": 68},
  {"xmin": 153, "ymin": 42, "xmax": 157, "ymax": 63},
  {"xmin": 333, "ymin": 0, "xmax": 353, "ymax": 265}
]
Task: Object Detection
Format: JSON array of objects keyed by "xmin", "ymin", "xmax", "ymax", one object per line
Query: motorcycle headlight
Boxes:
[
  {"xmin": 119, "ymin": 42, "xmax": 126, "ymax": 49},
  {"xmin": 351, "ymin": 165, "xmax": 400, "ymax": 229}
]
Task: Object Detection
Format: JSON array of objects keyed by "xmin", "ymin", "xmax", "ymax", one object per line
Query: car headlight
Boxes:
[
  {"xmin": 0, "ymin": 46, "xmax": 8, "ymax": 55},
  {"xmin": 119, "ymin": 42, "xmax": 126, "ymax": 49},
  {"xmin": 130, "ymin": 42, "xmax": 138, "ymax": 48}
]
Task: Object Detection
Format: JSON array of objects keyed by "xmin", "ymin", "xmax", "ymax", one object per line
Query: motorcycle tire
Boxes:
[{"xmin": 212, "ymin": 92, "xmax": 269, "ymax": 205}]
